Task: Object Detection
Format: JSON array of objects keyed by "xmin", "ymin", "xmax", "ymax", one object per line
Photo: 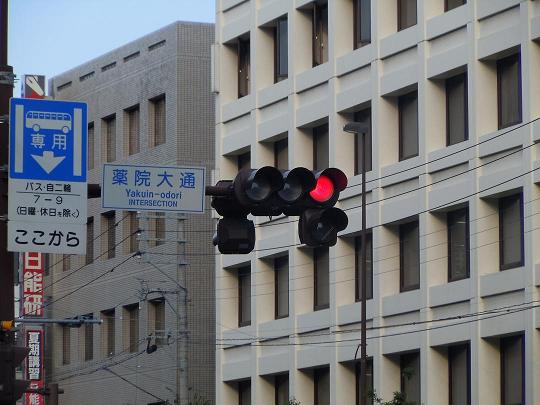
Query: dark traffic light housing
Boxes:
[
  {"xmin": 207, "ymin": 167, "xmax": 348, "ymax": 253},
  {"xmin": 0, "ymin": 334, "xmax": 30, "ymax": 404}
]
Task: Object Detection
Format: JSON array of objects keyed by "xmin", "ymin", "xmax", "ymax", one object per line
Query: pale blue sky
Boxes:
[{"xmin": 8, "ymin": 0, "xmax": 215, "ymax": 96}]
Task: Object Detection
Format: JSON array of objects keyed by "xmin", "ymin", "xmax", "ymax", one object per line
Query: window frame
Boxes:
[
  {"xmin": 397, "ymin": 0, "xmax": 417, "ymax": 31},
  {"xmin": 314, "ymin": 247, "xmax": 330, "ymax": 311},
  {"xmin": 448, "ymin": 343, "xmax": 471, "ymax": 405},
  {"xmin": 498, "ymin": 193, "xmax": 524, "ymax": 271},
  {"xmin": 354, "ymin": 108, "xmax": 372, "ymax": 175},
  {"xmin": 84, "ymin": 319, "xmax": 94, "ymax": 362},
  {"xmin": 312, "ymin": 2, "xmax": 329, "ymax": 67},
  {"xmin": 274, "ymin": 255, "xmax": 289, "ymax": 319},
  {"xmin": 274, "ymin": 17, "xmax": 288, "ymax": 83},
  {"xmin": 355, "ymin": 232, "xmax": 373, "ymax": 301},
  {"xmin": 445, "ymin": 73, "xmax": 469, "ymax": 146},
  {"xmin": 497, "ymin": 53, "xmax": 522, "ymax": 130},
  {"xmin": 355, "ymin": 358, "xmax": 374, "ymax": 405},
  {"xmin": 353, "ymin": 0, "xmax": 371, "ymax": 49},
  {"xmin": 400, "ymin": 352, "xmax": 420, "ymax": 404},
  {"xmin": 274, "ymin": 373, "xmax": 289, "ymax": 405},
  {"xmin": 500, "ymin": 334, "xmax": 525, "ymax": 405},
  {"xmin": 313, "ymin": 123, "xmax": 329, "ymax": 171},
  {"xmin": 314, "ymin": 367, "xmax": 330, "ymax": 405},
  {"xmin": 398, "ymin": 91, "xmax": 419, "ymax": 161},
  {"xmin": 238, "ymin": 380, "xmax": 251, "ymax": 405},
  {"xmin": 238, "ymin": 38, "xmax": 250, "ymax": 98},
  {"xmin": 274, "ymin": 137, "xmax": 288, "ymax": 170},
  {"xmin": 399, "ymin": 220, "xmax": 420, "ymax": 292},
  {"xmin": 447, "ymin": 207, "xmax": 470, "ymax": 282},
  {"xmin": 238, "ymin": 267, "xmax": 251, "ymax": 327},
  {"xmin": 445, "ymin": 0, "xmax": 466, "ymax": 12}
]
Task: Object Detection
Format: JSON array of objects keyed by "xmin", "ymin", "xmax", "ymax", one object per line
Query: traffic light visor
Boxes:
[
  {"xmin": 278, "ymin": 167, "xmax": 316, "ymax": 203},
  {"xmin": 236, "ymin": 167, "xmax": 283, "ymax": 203}
]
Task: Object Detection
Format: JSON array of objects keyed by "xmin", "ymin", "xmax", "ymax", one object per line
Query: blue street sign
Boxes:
[{"xmin": 9, "ymin": 98, "xmax": 87, "ymax": 182}]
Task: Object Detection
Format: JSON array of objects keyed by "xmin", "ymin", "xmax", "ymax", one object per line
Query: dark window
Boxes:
[
  {"xmin": 314, "ymin": 247, "xmax": 329, "ymax": 310},
  {"xmin": 125, "ymin": 304, "xmax": 139, "ymax": 353},
  {"xmin": 128, "ymin": 212, "xmax": 139, "ymax": 253},
  {"xmin": 354, "ymin": 108, "xmax": 372, "ymax": 174},
  {"xmin": 151, "ymin": 95, "xmax": 166, "ymax": 147},
  {"xmin": 497, "ymin": 53, "xmax": 522, "ymax": 129},
  {"xmin": 449, "ymin": 344, "xmax": 470, "ymax": 405},
  {"xmin": 274, "ymin": 18, "xmax": 288, "ymax": 82},
  {"xmin": 88, "ymin": 123, "xmax": 94, "ymax": 170},
  {"xmin": 126, "ymin": 105, "xmax": 140, "ymax": 155},
  {"xmin": 501, "ymin": 335, "xmax": 524, "ymax": 405},
  {"xmin": 400, "ymin": 220, "xmax": 420, "ymax": 292},
  {"xmin": 62, "ymin": 326, "xmax": 70, "ymax": 365},
  {"xmin": 103, "ymin": 211, "xmax": 116, "ymax": 259},
  {"xmin": 445, "ymin": 0, "xmax": 466, "ymax": 11},
  {"xmin": 238, "ymin": 152, "xmax": 251, "ymax": 172},
  {"xmin": 401, "ymin": 352, "xmax": 420, "ymax": 404},
  {"xmin": 354, "ymin": 0, "xmax": 371, "ymax": 49},
  {"xmin": 355, "ymin": 359, "xmax": 374, "ymax": 405},
  {"xmin": 275, "ymin": 256, "xmax": 289, "ymax": 319},
  {"xmin": 238, "ymin": 38, "xmax": 250, "ymax": 98},
  {"xmin": 398, "ymin": 0, "xmax": 417, "ymax": 31},
  {"xmin": 446, "ymin": 73, "xmax": 468, "ymax": 146},
  {"xmin": 151, "ymin": 299, "xmax": 166, "ymax": 346},
  {"xmin": 238, "ymin": 267, "xmax": 251, "ymax": 327},
  {"xmin": 398, "ymin": 91, "xmax": 418, "ymax": 161},
  {"xmin": 499, "ymin": 194, "xmax": 524, "ymax": 270},
  {"xmin": 313, "ymin": 124, "xmax": 329, "ymax": 171},
  {"xmin": 274, "ymin": 138, "xmax": 288, "ymax": 170},
  {"xmin": 275, "ymin": 374, "xmax": 289, "ymax": 405},
  {"xmin": 355, "ymin": 233, "xmax": 373, "ymax": 301},
  {"xmin": 84, "ymin": 317, "xmax": 94, "ymax": 361},
  {"xmin": 155, "ymin": 212, "xmax": 166, "ymax": 246},
  {"xmin": 102, "ymin": 115, "xmax": 116, "ymax": 162},
  {"xmin": 239, "ymin": 380, "xmax": 251, "ymax": 405},
  {"xmin": 312, "ymin": 3, "xmax": 328, "ymax": 66},
  {"xmin": 62, "ymin": 254, "xmax": 70, "ymax": 272},
  {"xmin": 86, "ymin": 217, "xmax": 94, "ymax": 265},
  {"xmin": 101, "ymin": 308, "xmax": 115, "ymax": 357},
  {"xmin": 314, "ymin": 367, "xmax": 330, "ymax": 405},
  {"xmin": 448, "ymin": 207, "xmax": 469, "ymax": 282}
]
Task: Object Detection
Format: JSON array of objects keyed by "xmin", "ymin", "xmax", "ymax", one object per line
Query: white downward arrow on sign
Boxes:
[{"xmin": 31, "ymin": 151, "xmax": 65, "ymax": 174}]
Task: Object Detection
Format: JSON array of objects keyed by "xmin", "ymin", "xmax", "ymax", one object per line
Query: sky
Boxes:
[{"xmin": 8, "ymin": 0, "xmax": 215, "ymax": 96}]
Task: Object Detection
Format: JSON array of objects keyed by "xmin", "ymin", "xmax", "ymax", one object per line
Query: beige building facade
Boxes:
[{"xmin": 214, "ymin": 0, "xmax": 540, "ymax": 404}]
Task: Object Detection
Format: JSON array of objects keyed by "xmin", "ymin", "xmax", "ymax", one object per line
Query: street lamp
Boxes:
[{"xmin": 343, "ymin": 122, "xmax": 370, "ymax": 405}]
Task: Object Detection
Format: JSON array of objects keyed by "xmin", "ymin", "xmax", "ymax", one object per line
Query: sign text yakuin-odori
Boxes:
[
  {"xmin": 25, "ymin": 330, "xmax": 44, "ymax": 405},
  {"xmin": 102, "ymin": 164, "xmax": 206, "ymax": 213},
  {"xmin": 22, "ymin": 252, "xmax": 44, "ymax": 317}
]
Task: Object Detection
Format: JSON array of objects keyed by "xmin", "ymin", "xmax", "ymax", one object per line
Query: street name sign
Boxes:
[
  {"xmin": 8, "ymin": 98, "xmax": 88, "ymax": 254},
  {"xmin": 102, "ymin": 164, "xmax": 205, "ymax": 213}
]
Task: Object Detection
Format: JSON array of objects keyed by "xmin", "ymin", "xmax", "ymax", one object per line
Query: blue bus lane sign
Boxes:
[{"xmin": 102, "ymin": 164, "xmax": 206, "ymax": 213}]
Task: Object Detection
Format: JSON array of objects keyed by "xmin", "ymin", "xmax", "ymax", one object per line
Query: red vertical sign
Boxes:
[
  {"xmin": 25, "ymin": 330, "xmax": 44, "ymax": 405},
  {"xmin": 22, "ymin": 252, "xmax": 44, "ymax": 317}
]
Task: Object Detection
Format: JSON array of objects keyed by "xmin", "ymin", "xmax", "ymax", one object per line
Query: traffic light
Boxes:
[
  {"xmin": 207, "ymin": 167, "xmax": 348, "ymax": 253},
  {"xmin": 0, "ymin": 334, "xmax": 30, "ymax": 404}
]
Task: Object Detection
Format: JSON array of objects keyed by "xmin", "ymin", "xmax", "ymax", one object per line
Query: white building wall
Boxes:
[{"xmin": 215, "ymin": 0, "xmax": 540, "ymax": 404}]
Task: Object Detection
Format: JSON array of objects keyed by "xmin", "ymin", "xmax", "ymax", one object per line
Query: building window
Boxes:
[
  {"xmin": 400, "ymin": 220, "xmax": 420, "ymax": 292},
  {"xmin": 355, "ymin": 359, "xmax": 374, "ymax": 405},
  {"xmin": 400, "ymin": 352, "xmax": 420, "ymax": 404},
  {"xmin": 102, "ymin": 115, "xmax": 116, "ymax": 163},
  {"xmin": 239, "ymin": 380, "xmax": 251, "ymax": 405},
  {"xmin": 497, "ymin": 53, "xmax": 522, "ymax": 129},
  {"xmin": 275, "ymin": 256, "xmax": 289, "ymax": 319},
  {"xmin": 84, "ymin": 314, "xmax": 94, "ymax": 361},
  {"xmin": 314, "ymin": 247, "xmax": 329, "ymax": 310},
  {"xmin": 501, "ymin": 335, "xmax": 524, "ymax": 405},
  {"xmin": 354, "ymin": 0, "xmax": 371, "ymax": 49},
  {"xmin": 128, "ymin": 212, "xmax": 139, "ymax": 253},
  {"xmin": 354, "ymin": 108, "xmax": 372, "ymax": 174},
  {"xmin": 274, "ymin": 138, "xmax": 288, "ymax": 170},
  {"xmin": 125, "ymin": 105, "xmax": 140, "ymax": 155},
  {"xmin": 355, "ymin": 233, "xmax": 373, "ymax": 301},
  {"xmin": 238, "ymin": 266, "xmax": 251, "ymax": 327},
  {"xmin": 88, "ymin": 122, "xmax": 94, "ymax": 170},
  {"xmin": 124, "ymin": 304, "xmax": 139, "ymax": 353},
  {"xmin": 312, "ymin": 2, "xmax": 328, "ymax": 67},
  {"xmin": 150, "ymin": 95, "xmax": 166, "ymax": 147},
  {"xmin": 313, "ymin": 124, "xmax": 329, "ymax": 171},
  {"xmin": 275, "ymin": 374, "xmax": 289, "ymax": 405},
  {"xmin": 102, "ymin": 211, "xmax": 116, "ymax": 259},
  {"xmin": 449, "ymin": 344, "xmax": 470, "ymax": 405},
  {"xmin": 445, "ymin": 0, "xmax": 466, "ymax": 11},
  {"xmin": 150, "ymin": 299, "xmax": 165, "ymax": 346},
  {"xmin": 274, "ymin": 18, "xmax": 288, "ymax": 83},
  {"xmin": 448, "ymin": 207, "xmax": 469, "ymax": 282},
  {"xmin": 398, "ymin": 91, "xmax": 418, "ymax": 161},
  {"xmin": 238, "ymin": 152, "xmax": 251, "ymax": 172},
  {"xmin": 398, "ymin": 0, "xmax": 417, "ymax": 31},
  {"xmin": 86, "ymin": 217, "xmax": 94, "ymax": 265},
  {"xmin": 238, "ymin": 38, "xmax": 250, "ymax": 98},
  {"xmin": 155, "ymin": 212, "xmax": 165, "ymax": 246},
  {"xmin": 101, "ymin": 309, "xmax": 115, "ymax": 357},
  {"xmin": 499, "ymin": 193, "xmax": 524, "ymax": 270},
  {"xmin": 446, "ymin": 73, "xmax": 468, "ymax": 146},
  {"xmin": 62, "ymin": 254, "xmax": 70, "ymax": 272},
  {"xmin": 314, "ymin": 367, "xmax": 330, "ymax": 405},
  {"xmin": 62, "ymin": 326, "xmax": 70, "ymax": 365}
]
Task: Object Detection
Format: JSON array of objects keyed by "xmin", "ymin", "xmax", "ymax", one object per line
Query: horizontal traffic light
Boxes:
[{"xmin": 207, "ymin": 166, "xmax": 348, "ymax": 253}]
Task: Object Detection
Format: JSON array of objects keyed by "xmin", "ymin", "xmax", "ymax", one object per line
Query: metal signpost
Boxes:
[
  {"xmin": 7, "ymin": 98, "xmax": 88, "ymax": 254},
  {"xmin": 102, "ymin": 164, "xmax": 205, "ymax": 213}
]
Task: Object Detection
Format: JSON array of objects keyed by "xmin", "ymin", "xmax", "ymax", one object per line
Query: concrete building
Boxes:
[
  {"xmin": 214, "ymin": 0, "xmax": 540, "ymax": 404},
  {"xmin": 45, "ymin": 21, "xmax": 215, "ymax": 404}
]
